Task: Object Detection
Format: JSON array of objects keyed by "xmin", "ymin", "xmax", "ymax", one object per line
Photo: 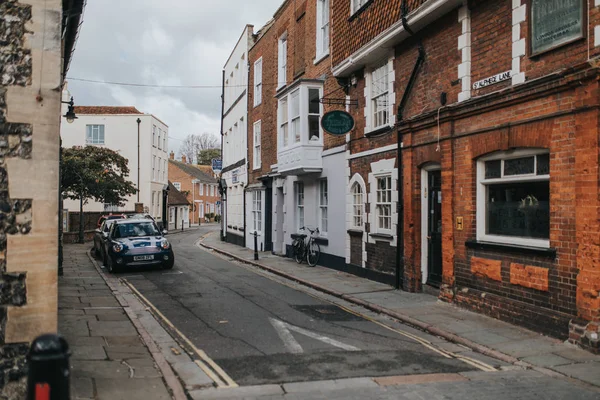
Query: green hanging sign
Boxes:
[{"xmin": 321, "ymin": 110, "xmax": 355, "ymax": 136}]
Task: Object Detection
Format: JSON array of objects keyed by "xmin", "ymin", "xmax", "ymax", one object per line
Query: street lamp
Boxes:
[{"xmin": 61, "ymin": 96, "xmax": 78, "ymax": 123}]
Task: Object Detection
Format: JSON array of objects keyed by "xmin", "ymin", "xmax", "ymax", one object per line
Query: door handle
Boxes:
[{"xmin": 427, "ymin": 236, "xmax": 431, "ymax": 240}]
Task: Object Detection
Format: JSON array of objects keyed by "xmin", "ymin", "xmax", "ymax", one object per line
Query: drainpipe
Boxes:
[
  {"xmin": 136, "ymin": 118, "xmax": 141, "ymax": 202},
  {"xmin": 220, "ymin": 69, "xmax": 225, "ymax": 241},
  {"xmin": 395, "ymin": 1, "xmax": 426, "ymax": 290}
]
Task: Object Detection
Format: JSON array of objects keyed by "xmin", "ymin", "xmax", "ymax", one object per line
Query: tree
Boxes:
[
  {"xmin": 179, "ymin": 133, "xmax": 219, "ymax": 163},
  {"xmin": 197, "ymin": 148, "xmax": 221, "ymax": 166},
  {"xmin": 61, "ymin": 146, "xmax": 137, "ymax": 243}
]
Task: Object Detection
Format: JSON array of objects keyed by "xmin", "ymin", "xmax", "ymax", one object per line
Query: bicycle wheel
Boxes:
[
  {"xmin": 294, "ymin": 241, "xmax": 304, "ymax": 264},
  {"xmin": 307, "ymin": 241, "xmax": 320, "ymax": 267}
]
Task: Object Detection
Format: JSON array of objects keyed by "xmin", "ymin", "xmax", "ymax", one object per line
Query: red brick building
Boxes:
[
  {"xmin": 328, "ymin": 0, "xmax": 600, "ymax": 351},
  {"xmin": 168, "ymin": 153, "xmax": 220, "ymax": 225},
  {"xmin": 247, "ymin": 0, "xmax": 346, "ymax": 256}
]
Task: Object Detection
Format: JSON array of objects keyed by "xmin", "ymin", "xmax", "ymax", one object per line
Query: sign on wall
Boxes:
[
  {"xmin": 531, "ymin": 0, "xmax": 584, "ymax": 56},
  {"xmin": 473, "ymin": 70, "xmax": 512, "ymax": 90},
  {"xmin": 321, "ymin": 110, "xmax": 355, "ymax": 136},
  {"xmin": 211, "ymin": 158, "xmax": 222, "ymax": 173}
]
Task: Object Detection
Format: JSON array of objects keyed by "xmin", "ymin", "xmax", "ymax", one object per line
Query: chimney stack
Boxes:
[
  {"xmin": 170, "ymin": 151, "xmax": 175, "ymax": 160},
  {"xmin": 181, "ymin": 155, "xmax": 187, "ymax": 164}
]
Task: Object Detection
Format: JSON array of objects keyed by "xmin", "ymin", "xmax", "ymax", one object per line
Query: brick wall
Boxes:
[
  {"xmin": 248, "ymin": 0, "xmax": 346, "ymax": 187},
  {"xmin": 333, "ymin": 0, "xmax": 600, "ymax": 343},
  {"xmin": 349, "ymin": 234, "xmax": 362, "ymax": 266},
  {"xmin": 168, "ymin": 161, "xmax": 220, "ymax": 223}
]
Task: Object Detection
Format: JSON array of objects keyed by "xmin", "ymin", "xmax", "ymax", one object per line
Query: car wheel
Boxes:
[{"xmin": 106, "ymin": 256, "xmax": 119, "ymax": 273}]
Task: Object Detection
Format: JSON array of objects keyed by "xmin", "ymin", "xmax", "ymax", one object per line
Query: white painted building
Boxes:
[
  {"xmin": 60, "ymin": 90, "xmax": 170, "ymax": 223},
  {"xmin": 221, "ymin": 25, "xmax": 254, "ymax": 246}
]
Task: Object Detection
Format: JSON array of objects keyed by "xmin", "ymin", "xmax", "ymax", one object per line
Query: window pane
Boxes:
[
  {"xmin": 308, "ymin": 115, "xmax": 320, "ymax": 140},
  {"xmin": 280, "ymin": 98, "xmax": 288, "ymax": 122},
  {"xmin": 537, "ymin": 153, "xmax": 550, "ymax": 175},
  {"xmin": 308, "ymin": 89, "xmax": 320, "ymax": 114},
  {"xmin": 486, "ymin": 181, "xmax": 549, "ymax": 239},
  {"xmin": 291, "ymin": 91, "xmax": 300, "ymax": 118},
  {"xmin": 504, "ymin": 156, "xmax": 535, "ymax": 176},
  {"xmin": 292, "ymin": 118, "xmax": 300, "ymax": 142},
  {"xmin": 485, "ymin": 160, "xmax": 501, "ymax": 179}
]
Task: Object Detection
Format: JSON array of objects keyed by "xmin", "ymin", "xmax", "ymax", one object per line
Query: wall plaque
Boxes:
[{"xmin": 531, "ymin": 0, "xmax": 584, "ymax": 56}]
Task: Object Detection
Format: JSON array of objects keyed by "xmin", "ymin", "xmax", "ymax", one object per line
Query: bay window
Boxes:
[
  {"xmin": 278, "ymin": 84, "xmax": 323, "ymax": 149},
  {"xmin": 477, "ymin": 150, "xmax": 550, "ymax": 248}
]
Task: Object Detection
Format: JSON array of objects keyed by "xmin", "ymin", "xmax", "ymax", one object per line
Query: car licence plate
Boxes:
[{"xmin": 133, "ymin": 255, "xmax": 154, "ymax": 261}]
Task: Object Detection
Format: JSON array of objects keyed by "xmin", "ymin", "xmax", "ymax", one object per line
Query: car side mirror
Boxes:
[
  {"xmin": 102, "ymin": 232, "xmax": 109, "ymax": 238},
  {"xmin": 162, "ymin": 230, "xmax": 168, "ymax": 236}
]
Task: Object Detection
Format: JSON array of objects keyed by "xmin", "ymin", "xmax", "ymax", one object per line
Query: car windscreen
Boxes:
[{"xmin": 112, "ymin": 222, "xmax": 160, "ymax": 238}]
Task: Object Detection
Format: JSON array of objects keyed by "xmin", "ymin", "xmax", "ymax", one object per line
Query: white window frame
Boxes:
[
  {"xmin": 86, "ymin": 125, "xmax": 105, "ymax": 145},
  {"xmin": 315, "ymin": 0, "xmax": 330, "ymax": 62},
  {"xmin": 157, "ymin": 157, "xmax": 161, "ymax": 181},
  {"xmin": 253, "ymin": 120, "xmax": 262, "ymax": 170},
  {"xmin": 278, "ymin": 33, "xmax": 288, "ymax": 89},
  {"xmin": 173, "ymin": 182, "xmax": 181, "ymax": 191},
  {"xmin": 254, "ymin": 57, "xmax": 263, "ymax": 106},
  {"xmin": 279, "ymin": 97, "xmax": 289, "ymax": 148},
  {"xmin": 319, "ymin": 179, "xmax": 328, "ymax": 235},
  {"xmin": 158, "ymin": 129, "xmax": 162, "ymax": 150},
  {"xmin": 252, "ymin": 190, "xmax": 262, "ymax": 233},
  {"xmin": 296, "ymin": 182, "xmax": 304, "ymax": 231},
  {"xmin": 200, "ymin": 184, "xmax": 204, "ymax": 196},
  {"xmin": 352, "ymin": 182, "xmax": 364, "ymax": 229},
  {"xmin": 375, "ymin": 175, "xmax": 393, "ymax": 234},
  {"xmin": 152, "ymin": 125, "xmax": 157, "ymax": 147},
  {"xmin": 290, "ymin": 89, "xmax": 301, "ymax": 143},
  {"xmin": 163, "ymin": 159, "xmax": 167, "ymax": 181},
  {"xmin": 152, "ymin": 156, "xmax": 156, "ymax": 181},
  {"xmin": 277, "ymin": 84, "xmax": 324, "ymax": 150},
  {"xmin": 365, "ymin": 57, "xmax": 394, "ymax": 134},
  {"xmin": 163, "ymin": 134, "xmax": 166, "ymax": 152},
  {"xmin": 476, "ymin": 149, "xmax": 550, "ymax": 248},
  {"xmin": 169, "ymin": 207, "xmax": 174, "ymax": 223},
  {"xmin": 351, "ymin": 0, "xmax": 369, "ymax": 15}
]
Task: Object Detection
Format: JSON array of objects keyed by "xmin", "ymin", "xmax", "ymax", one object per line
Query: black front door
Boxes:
[
  {"xmin": 264, "ymin": 186, "xmax": 273, "ymax": 252},
  {"xmin": 427, "ymin": 170, "xmax": 443, "ymax": 286}
]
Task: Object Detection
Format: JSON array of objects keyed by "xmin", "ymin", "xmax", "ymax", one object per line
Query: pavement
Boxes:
[
  {"xmin": 200, "ymin": 231, "xmax": 600, "ymax": 388},
  {"xmin": 59, "ymin": 243, "xmax": 213, "ymax": 400}
]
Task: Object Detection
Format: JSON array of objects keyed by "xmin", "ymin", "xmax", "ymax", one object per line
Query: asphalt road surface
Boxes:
[{"xmin": 110, "ymin": 226, "xmax": 480, "ymax": 387}]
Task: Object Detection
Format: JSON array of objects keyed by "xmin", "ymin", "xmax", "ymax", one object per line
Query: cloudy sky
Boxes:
[{"xmin": 67, "ymin": 0, "xmax": 283, "ymax": 154}]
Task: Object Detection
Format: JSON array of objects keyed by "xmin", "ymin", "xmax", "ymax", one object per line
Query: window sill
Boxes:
[
  {"xmin": 348, "ymin": 0, "xmax": 374, "ymax": 22},
  {"xmin": 465, "ymin": 239, "xmax": 557, "ymax": 258},
  {"xmin": 369, "ymin": 232, "xmax": 393, "ymax": 240},
  {"xmin": 365, "ymin": 125, "xmax": 393, "ymax": 138},
  {"xmin": 347, "ymin": 229, "xmax": 363, "ymax": 236},
  {"xmin": 314, "ymin": 52, "xmax": 330, "ymax": 66}
]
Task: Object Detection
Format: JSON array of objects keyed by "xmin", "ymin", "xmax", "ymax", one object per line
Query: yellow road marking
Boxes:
[
  {"xmin": 122, "ymin": 279, "xmax": 238, "ymax": 388},
  {"xmin": 198, "ymin": 242, "xmax": 497, "ymax": 372}
]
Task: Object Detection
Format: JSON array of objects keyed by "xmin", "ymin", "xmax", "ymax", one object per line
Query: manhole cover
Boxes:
[{"xmin": 291, "ymin": 305, "xmax": 363, "ymax": 321}]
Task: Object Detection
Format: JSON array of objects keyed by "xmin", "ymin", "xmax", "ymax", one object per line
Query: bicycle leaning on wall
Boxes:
[{"xmin": 292, "ymin": 226, "xmax": 321, "ymax": 267}]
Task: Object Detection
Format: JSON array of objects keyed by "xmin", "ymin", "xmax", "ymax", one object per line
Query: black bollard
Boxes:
[
  {"xmin": 182, "ymin": 220, "xmax": 184, "ymax": 231},
  {"xmin": 27, "ymin": 334, "xmax": 70, "ymax": 400},
  {"xmin": 253, "ymin": 231, "xmax": 259, "ymax": 260}
]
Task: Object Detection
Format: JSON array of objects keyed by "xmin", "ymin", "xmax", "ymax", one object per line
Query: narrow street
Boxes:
[
  {"xmin": 117, "ymin": 226, "xmax": 473, "ymax": 386},
  {"xmin": 100, "ymin": 227, "xmax": 600, "ymax": 399}
]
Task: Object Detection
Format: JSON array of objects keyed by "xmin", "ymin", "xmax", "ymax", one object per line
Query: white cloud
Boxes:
[{"xmin": 68, "ymin": 0, "xmax": 283, "ymax": 154}]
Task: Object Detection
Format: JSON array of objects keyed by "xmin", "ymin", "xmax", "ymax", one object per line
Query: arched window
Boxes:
[{"xmin": 352, "ymin": 182, "xmax": 363, "ymax": 228}]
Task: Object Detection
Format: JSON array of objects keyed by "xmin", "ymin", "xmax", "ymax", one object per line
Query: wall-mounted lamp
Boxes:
[
  {"xmin": 61, "ymin": 96, "xmax": 77, "ymax": 123},
  {"xmin": 350, "ymin": 74, "xmax": 358, "ymax": 87}
]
